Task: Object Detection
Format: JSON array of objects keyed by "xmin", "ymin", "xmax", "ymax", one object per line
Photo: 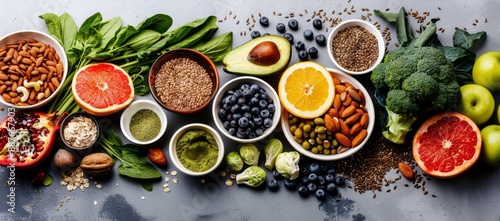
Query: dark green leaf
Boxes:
[
  {"xmin": 167, "ymin": 16, "xmax": 218, "ymax": 50},
  {"xmin": 98, "ymin": 17, "xmax": 122, "ymax": 50},
  {"xmin": 373, "ymin": 10, "xmax": 398, "ymax": 24},
  {"xmin": 136, "ymin": 14, "xmax": 173, "ymax": 33},
  {"xmin": 39, "ymin": 13, "xmax": 64, "ymax": 46},
  {"xmin": 412, "ymin": 19, "xmax": 437, "ymax": 48},
  {"xmin": 134, "ymin": 85, "xmax": 150, "ymax": 96},
  {"xmin": 141, "ymin": 182, "xmax": 153, "ymax": 191},
  {"xmin": 453, "ymin": 28, "xmax": 486, "ymax": 50},
  {"xmin": 395, "ymin": 7, "xmax": 415, "ymax": 47},
  {"xmin": 77, "ymin": 12, "xmax": 103, "ymax": 41},
  {"xmin": 87, "ymin": 51, "xmax": 114, "ymax": 60},
  {"xmin": 59, "ymin": 13, "xmax": 78, "ymax": 51},
  {"xmin": 191, "ymin": 31, "xmax": 232, "ymax": 55},
  {"xmin": 163, "ymin": 16, "xmax": 216, "ymax": 47},
  {"xmin": 112, "ymin": 25, "xmax": 139, "ymax": 49},
  {"xmin": 125, "ymin": 30, "xmax": 161, "ymax": 51}
]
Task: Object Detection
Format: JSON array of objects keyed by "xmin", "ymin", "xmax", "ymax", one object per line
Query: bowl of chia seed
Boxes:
[
  {"xmin": 149, "ymin": 48, "xmax": 220, "ymax": 114},
  {"xmin": 120, "ymin": 99, "xmax": 168, "ymax": 145}
]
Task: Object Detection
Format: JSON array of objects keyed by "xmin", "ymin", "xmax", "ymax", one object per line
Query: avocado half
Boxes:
[{"xmin": 223, "ymin": 35, "xmax": 291, "ymax": 77}]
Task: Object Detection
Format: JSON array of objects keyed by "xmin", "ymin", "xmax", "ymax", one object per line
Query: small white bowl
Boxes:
[
  {"xmin": 212, "ymin": 76, "xmax": 281, "ymax": 143},
  {"xmin": 0, "ymin": 30, "xmax": 68, "ymax": 109},
  {"xmin": 120, "ymin": 99, "xmax": 167, "ymax": 145},
  {"xmin": 327, "ymin": 19, "xmax": 385, "ymax": 75},
  {"xmin": 281, "ymin": 68, "xmax": 375, "ymax": 161},
  {"xmin": 169, "ymin": 123, "xmax": 224, "ymax": 176}
]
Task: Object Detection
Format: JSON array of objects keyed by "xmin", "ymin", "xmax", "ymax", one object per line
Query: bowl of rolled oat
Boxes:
[
  {"xmin": 60, "ymin": 112, "xmax": 100, "ymax": 155},
  {"xmin": 149, "ymin": 48, "xmax": 220, "ymax": 114}
]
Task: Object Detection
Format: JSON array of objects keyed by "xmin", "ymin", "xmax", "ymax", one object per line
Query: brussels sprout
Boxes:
[
  {"xmin": 235, "ymin": 166, "xmax": 267, "ymax": 187},
  {"xmin": 275, "ymin": 151, "xmax": 301, "ymax": 180},
  {"xmin": 226, "ymin": 151, "xmax": 244, "ymax": 171},
  {"xmin": 240, "ymin": 144, "xmax": 260, "ymax": 166},
  {"xmin": 264, "ymin": 138, "xmax": 283, "ymax": 170}
]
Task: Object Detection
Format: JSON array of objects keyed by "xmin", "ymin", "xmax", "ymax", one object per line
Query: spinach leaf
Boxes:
[
  {"xmin": 135, "ymin": 14, "xmax": 173, "ymax": 34},
  {"xmin": 163, "ymin": 16, "xmax": 215, "ymax": 47},
  {"xmin": 39, "ymin": 13, "xmax": 64, "ymax": 45},
  {"xmin": 111, "ymin": 25, "xmax": 139, "ymax": 50},
  {"xmin": 59, "ymin": 13, "xmax": 78, "ymax": 52},
  {"xmin": 77, "ymin": 12, "xmax": 103, "ymax": 42},
  {"xmin": 167, "ymin": 16, "xmax": 218, "ymax": 50},
  {"xmin": 98, "ymin": 17, "xmax": 122, "ymax": 50},
  {"xmin": 141, "ymin": 182, "xmax": 153, "ymax": 192},
  {"xmin": 453, "ymin": 28, "xmax": 486, "ymax": 50},
  {"xmin": 125, "ymin": 30, "xmax": 161, "ymax": 51},
  {"xmin": 192, "ymin": 31, "xmax": 233, "ymax": 55}
]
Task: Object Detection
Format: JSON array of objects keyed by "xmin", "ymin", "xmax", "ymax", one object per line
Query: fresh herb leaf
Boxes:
[
  {"xmin": 163, "ymin": 16, "xmax": 216, "ymax": 47},
  {"xmin": 453, "ymin": 28, "xmax": 486, "ymax": 50},
  {"xmin": 135, "ymin": 14, "xmax": 173, "ymax": 34},
  {"xmin": 166, "ymin": 16, "xmax": 218, "ymax": 50},
  {"xmin": 125, "ymin": 30, "xmax": 161, "ymax": 51},
  {"xmin": 141, "ymin": 182, "xmax": 154, "ymax": 192},
  {"xmin": 192, "ymin": 31, "xmax": 233, "ymax": 57},
  {"xmin": 111, "ymin": 25, "xmax": 139, "ymax": 50},
  {"xmin": 98, "ymin": 17, "xmax": 122, "ymax": 50},
  {"xmin": 373, "ymin": 10, "xmax": 398, "ymax": 23},
  {"xmin": 412, "ymin": 19, "xmax": 438, "ymax": 47},
  {"xmin": 395, "ymin": 7, "xmax": 415, "ymax": 47}
]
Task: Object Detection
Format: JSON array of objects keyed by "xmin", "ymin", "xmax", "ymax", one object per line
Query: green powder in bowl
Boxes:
[{"xmin": 129, "ymin": 109, "xmax": 161, "ymax": 142}]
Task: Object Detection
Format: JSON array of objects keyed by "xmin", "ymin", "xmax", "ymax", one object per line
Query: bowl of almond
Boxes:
[{"xmin": 280, "ymin": 68, "xmax": 375, "ymax": 161}]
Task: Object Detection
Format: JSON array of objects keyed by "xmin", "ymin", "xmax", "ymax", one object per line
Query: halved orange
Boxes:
[
  {"xmin": 413, "ymin": 112, "xmax": 481, "ymax": 179},
  {"xmin": 72, "ymin": 63, "xmax": 134, "ymax": 116},
  {"xmin": 278, "ymin": 61, "xmax": 335, "ymax": 119}
]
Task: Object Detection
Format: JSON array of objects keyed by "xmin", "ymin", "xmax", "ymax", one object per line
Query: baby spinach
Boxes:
[
  {"xmin": 192, "ymin": 31, "xmax": 233, "ymax": 63},
  {"xmin": 163, "ymin": 16, "xmax": 216, "ymax": 47},
  {"xmin": 166, "ymin": 16, "xmax": 218, "ymax": 50}
]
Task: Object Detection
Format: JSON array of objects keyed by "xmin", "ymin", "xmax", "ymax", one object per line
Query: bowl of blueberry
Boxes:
[{"xmin": 212, "ymin": 76, "xmax": 281, "ymax": 143}]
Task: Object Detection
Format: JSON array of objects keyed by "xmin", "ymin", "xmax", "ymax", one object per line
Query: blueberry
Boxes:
[
  {"xmin": 303, "ymin": 29, "xmax": 314, "ymax": 40},
  {"xmin": 237, "ymin": 97, "xmax": 246, "ymax": 105},
  {"xmin": 253, "ymin": 115, "xmax": 262, "ymax": 125},
  {"xmin": 259, "ymin": 16, "xmax": 270, "ymax": 27},
  {"xmin": 238, "ymin": 117, "xmax": 249, "ymax": 127},
  {"xmin": 300, "ymin": 167, "xmax": 309, "ymax": 176},
  {"xmin": 251, "ymin": 106, "xmax": 260, "ymax": 115},
  {"xmin": 236, "ymin": 131, "xmax": 245, "ymax": 138},
  {"xmin": 317, "ymin": 175, "xmax": 326, "ymax": 185},
  {"xmin": 242, "ymin": 88, "xmax": 252, "ymax": 98},
  {"xmin": 255, "ymin": 128, "xmax": 264, "ymax": 136},
  {"xmin": 267, "ymin": 179, "xmax": 279, "ymax": 191},
  {"xmin": 325, "ymin": 174, "xmax": 335, "ymax": 183},
  {"xmin": 315, "ymin": 189, "xmax": 326, "ymax": 200},
  {"xmin": 334, "ymin": 175, "xmax": 346, "ymax": 187},
  {"xmin": 315, "ymin": 34, "xmax": 326, "ymax": 46},
  {"xmin": 298, "ymin": 49, "xmax": 308, "ymax": 60},
  {"xmin": 260, "ymin": 92, "xmax": 269, "ymax": 101},
  {"xmin": 251, "ymin": 30, "xmax": 261, "ymax": 39},
  {"xmin": 326, "ymin": 182, "xmax": 337, "ymax": 194},
  {"xmin": 295, "ymin": 41, "xmax": 305, "ymax": 51},
  {"xmin": 308, "ymin": 173, "xmax": 318, "ymax": 183},
  {"xmin": 309, "ymin": 163, "xmax": 320, "ymax": 174},
  {"xmin": 284, "ymin": 179, "xmax": 298, "ymax": 190},
  {"xmin": 228, "ymin": 95, "xmax": 237, "ymax": 104},
  {"xmin": 327, "ymin": 166, "xmax": 336, "ymax": 176},
  {"xmin": 260, "ymin": 109, "xmax": 270, "ymax": 118},
  {"xmin": 223, "ymin": 121, "xmax": 231, "ymax": 129},
  {"xmin": 288, "ymin": 19, "xmax": 299, "ymax": 30},
  {"xmin": 249, "ymin": 97, "xmax": 259, "ymax": 107},
  {"xmin": 307, "ymin": 182, "xmax": 317, "ymax": 193},
  {"xmin": 312, "ymin": 18, "xmax": 323, "ymax": 29},
  {"xmin": 308, "ymin": 47, "xmax": 318, "ymax": 59},
  {"xmin": 240, "ymin": 84, "xmax": 250, "ymax": 90},
  {"xmin": 243, "ymin": 112, "xmax": 252, "ymax": 120},
  {"xmin": 230, "ymin": 104, "xmax": 240, "ymax": 113},
  {"xmin": 263, "ymin": 118, "xmax": 273, "ymax": 127},
  {"xmin": 218, "ymin": 109, "xmax": 226, "ymax": 119},
  {"xmin": 301, "ymin": 177, "xmax": 310, "ymax": 186},
  {"xmin": 267, "ymin": 103, "xmax": 276, "ymax": 113},
  {"xmin": 273, "ymin": 169, "xmax": 284, "ymax": 180},
  {"xmin": 283, "ymin": 33, "xmax": 294, "ymax": 44},
  {"xmin": 228, "ymin": 127, "xmax": 236, "ymax": 135},
  {"xmin": 319, "ymin": 164, "xmax": 329, "ymax": 174},
  {"xmin": 233, "ymin": 90, "xmax": 243, "ymax": 98},
  {"xmin": 232, "ymin": 113, "xmax": 242, "ymax": 121},
  {"xmin": 248, "ymin": 132, "xmax": 256, "ymax": 139},
  {"xmin": 245, "ymin": 127, "xmax": 253, "ymax": 135},
  {"xmin": 298, "ymin": 186, "xmax": 309, "ymax": 197},
  {"xmin": 250, "ymin": 84, "xmax": 260, "ymax": 93},
  {"xmin": 230, "ymin": 120, "xmax": 238, "ymax": 128},
  {"xmin": 258, "ymin": 100, "xmax": 268, "ymax": 109},
  {"xmin": 241, "ymin": 105, "xmax": 251, "ymax": 113},
  {"xmin": 276, "ymin": 23, "xmax": 286, "ymax": 33}
]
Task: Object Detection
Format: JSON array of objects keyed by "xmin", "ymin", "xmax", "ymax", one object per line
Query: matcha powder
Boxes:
[{"xmin": 130, "ymin": 109, "xmax": 161, "ymax": 141}]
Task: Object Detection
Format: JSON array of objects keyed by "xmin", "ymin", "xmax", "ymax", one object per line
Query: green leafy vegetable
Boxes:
[
  {"xmin": 264, "ymin": 138, "xmax": 283, "ymax": 170},
  {"xmin": 226, "ymin": 151, "xmax": 244, "ymax": 171},
  {"xmin": 453, "ymin": 28, "xmax": 486, "ymax": 50},
  {"xmin": 239, "ymin": 144, "xmax": 260, "ymax": 166},
  {"xmin": 235, "ymin": 166, "xmax": 266, "ymax": 187}
]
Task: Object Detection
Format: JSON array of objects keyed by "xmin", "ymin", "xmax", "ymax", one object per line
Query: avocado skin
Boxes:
[{"xmin": 223, "ymin": 35, "xmax": 291, "ymax": 77}]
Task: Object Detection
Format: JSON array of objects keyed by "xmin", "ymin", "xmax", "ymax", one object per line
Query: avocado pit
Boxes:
[{"xmin": 247, "ymin": 41, "xmax": 281, "ymax": 66}]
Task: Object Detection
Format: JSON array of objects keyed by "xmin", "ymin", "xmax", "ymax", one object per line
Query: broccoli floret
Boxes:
[
  {"xmin": 401, "ymin": 72, "xmax": 438, "ymax": 102},
  {"xmin": 370, "ymin": 46, "xmax": 462, "ymax": 144}
]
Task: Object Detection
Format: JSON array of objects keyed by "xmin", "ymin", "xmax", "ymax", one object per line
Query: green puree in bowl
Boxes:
[
  {"xmin": 176, "ymin": 129, "xmax": 219, "ymax": 172},
  {"xmin": 130, "ymin": 109, "xmax": 161, "ymax": 141}
]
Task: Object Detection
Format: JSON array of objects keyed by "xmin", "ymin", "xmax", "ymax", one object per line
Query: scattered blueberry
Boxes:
[
  {"xmin": 298, "ymin": 186, "xmax": 309, "ymax": 197},
  {"xmin": 284, "ymin": 179, "xmax": 298, "ymax": 190},
  {"xmin": 267, "ymin": 179, "xmax": 279, "ymax": 191},
  {"xmin": 272, "ymin": 169, "xmax": 284, "ymax": 180},
  {"xmin": 334, "ymin": 175, "xmax": 346, "ymax": 187},
  {"xmin": 276, "ymin": 23, "xmax": 286, "ymax": 33},
  {"xmin": 283, "ymin": 33, "xmax": 294, "ymax": 44},
  {"xmin": 315, "ymin": 189, "xmax": 326, "ymax": 200},
  {"xmin": 288, "ymin": 19, "xmax": 299, "ymax": 30},
  {"xmin": 301, "ymin": 176, "xmax": 310, "ymax": 186},
  {"xmin": 295, "ymin": 41, "xmax": 305, "ymax": 51},
  {"xmin": 325, "ymin": 174, "xmax": 335, "ymax": 183},
  {"xmin": 308, "ymin": 163, "xmax": 320, "ymax": 174},
  {"xmin": 315, "ymin": 34, "xmax": 326, "ymax": 46},
  {"xmin": 312, "ymin": 18, "xmax": 323, "ymax": 29},
  {"xmin": 308, "ymin": 173, "xmax": 318, "ymax": 183},
  {"xmin": 307, "ymin": 182, "xmax": 318, "ymax": 193},
  {"xmin": 308, "ymin": 47, "xmax": 318, "ymax": 59},
  {"xmin": 251, "ymin": 30, "xmax": 261, "ymax": 39},
  {"xmin": 298, "ymin": 49, "xmax": 308, "ymax": 61},
  {"xmin": 303, "ymin": 29, "xmax": 314, "ymax": 40},
  {"xmin": 259, "ymin": 16, "xmax": 270, "ymax": 27},
  {"xmin": 327, "ymin": 167, "xmax": 336, "ymax": 176},
  {"xmin": 326, "ymin": 183, "xmax": 338, "ymax": 195}
]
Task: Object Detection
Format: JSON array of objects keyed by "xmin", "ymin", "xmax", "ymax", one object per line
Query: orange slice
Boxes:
[
  {"xmin": 278, "ymin": 61, "xmax": 335, "ymax": 119},
  {"xmin": 72, "ymin": 63, "xmax": 134, "ymax": 116}
]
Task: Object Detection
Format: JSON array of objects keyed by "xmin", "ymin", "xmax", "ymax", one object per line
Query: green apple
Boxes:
[
  {"xmin": 459, "ymin": 84, "xmax": 495, "ymax": 125},
  {"xmin": 481, "ymin": 125, "xmax": 500, "ymax": 168},
  {"xmin": 472, "ymin": 51, "xmax": 500, "ymax": 92}
]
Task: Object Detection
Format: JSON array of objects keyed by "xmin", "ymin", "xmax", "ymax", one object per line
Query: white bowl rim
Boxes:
[
  {"xmin": 120, "ymin": 99, "xmax": 168, "ymax": 145},
  {"xmin": 280, "ymin": 68, "xmax": 375, "ymax": 161},
  {"xmin": 326, "ymin": 19, "xmax": 385, "ymax": 75},
  {"xmin": 212, "ymin": 76, "xmax": 281, "ymax": 143},
  {"xmin": 169, "ymin": 123, "xmax": 225, "ymax": 176},
  {"xmin": 0, "ymin": 30, "xmax": 68, "ymax": 109}
]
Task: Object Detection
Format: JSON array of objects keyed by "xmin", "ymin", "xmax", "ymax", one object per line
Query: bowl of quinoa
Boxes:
[{"xmin": 149, "ymin": 48, "xmax": 219, "ymax": 114}]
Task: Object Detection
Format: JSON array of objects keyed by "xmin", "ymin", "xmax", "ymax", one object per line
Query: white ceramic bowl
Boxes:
[
  {"xmin": 327, "ymin": 19, "xmax": 385, "ymax": 75},
  {"xmin": 0, "ymin": 30, "xmax": 68, "ymax": 109},
  {"xmin": 212, "ymin": 76, "xmax": 281, "ymax": 143},
  {"xmin": 281, "ymin": 68, "xmax": 375, "ymax": 161},
  {"xmin": 120, "ymin": 99, "xmax": 168, "ymax": 145},
  {"xmin": 169, "ymin": 123, "xmax": 224, "ymax": 176}
]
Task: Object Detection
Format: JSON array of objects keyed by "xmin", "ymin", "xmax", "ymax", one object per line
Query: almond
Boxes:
[
  {"xmin": 334, "ymin": 84, "xmax": 346, "ymax": 93},
  {"xmin": 351, "ymin": 129, "xmax": 367, "ymax": 147},
  {"xmin": 340, "ymin": 105, "xmax": 356, "ymax": 118},
  {"xmin": 339, "ymin": 119, "xmax": 350, "ymax": 136},
  {"xmin": 359, "ymin": 113, "xmax": 369, "ymax": 128},
  {"xmin": 332, "ymin": 77, "xmax": 342, "ymax": 85},
  {"xmin": 342, "ymin": 94, "xmax": 352, "ymax": 106},
  {"xmin": 358, "ymin": 90, "xmax": 366, "ymax": 105},
  {"xmin": 345, "ymin": 112, "xmax": 361, "ymax": 125},
  {"xmin": 324, "ymin": 114, "xmax": 336, "ymax": 132},
  {"xmin": 333, "ymin": 94, "xmax": 341, "ymax": 110},
  {"xmin": 327, "ymin": 108, "xmax": 339, "ymax": 118},
  {"xmin": 335, "ymin": 133, "xmax": 351, "ymax": 147},
  {"xmin": 398, "ymin": 162, "xmax": 415, "ymax": 181},
  {"xmin": 347, "ymin": 87, "xmax": 361, "ymax": 102},
  {"xmin": 350, "ymin": 122, "xmax": 362, "ymax": 136},
  {"xmin": 344, "ymin": 81, "xmax": 355, "ymax": 90}
]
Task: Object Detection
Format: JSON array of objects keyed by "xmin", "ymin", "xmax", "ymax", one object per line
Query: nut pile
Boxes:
[{"xmin": 0, "ymin": 38, "xmax": 63, "ymax": 106}]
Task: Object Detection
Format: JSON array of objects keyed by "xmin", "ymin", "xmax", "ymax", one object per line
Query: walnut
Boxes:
[{"xmin": 80, "ymin": 153, "xmax": 114, "ymax": 177}]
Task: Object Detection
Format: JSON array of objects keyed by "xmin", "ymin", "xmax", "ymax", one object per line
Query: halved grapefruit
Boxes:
[
  {"xmin": 413, "ymin": 112, "xmax": 481, "ymax": 179},
  {"xmin": 72, "ymin": 63, "xmax": 134, "ymax": 116}
]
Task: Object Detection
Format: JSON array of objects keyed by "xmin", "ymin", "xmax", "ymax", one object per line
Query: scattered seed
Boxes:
[
  {"xmin": 171, "ymin": 171, "xmax": 177, "ymax": 176},
  {"xmin": 173, "ymin": 178, "xmax": 178, "ymax": 183},
  {"xmin": 432, "ymin": 194, "xmax": 437, "ymax": 198},
  {"xmin": 225, "ymin": 180, "xmax": 233, "ymax": 187},
  {"xmin": 165, "ymin": 177, "xmax": 169, "ymax": 182}
]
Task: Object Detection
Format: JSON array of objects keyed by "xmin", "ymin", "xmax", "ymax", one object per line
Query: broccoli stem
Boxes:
[{"xmin": 382, "ymin": 109, "xmax": 417, "ymax": 144}]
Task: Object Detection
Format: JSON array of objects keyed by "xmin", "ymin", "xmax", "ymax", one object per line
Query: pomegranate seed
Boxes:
[
  {"xmin": 36, "ymin": 146, "xmax": 44, "ymax": 152},
  {"xmin": 31, "ymin": 153, "xmax": 38, "ymax": 159},
  {"xmin": 32, "ymin": 137, "xmax": 39, "ymax": 143}
]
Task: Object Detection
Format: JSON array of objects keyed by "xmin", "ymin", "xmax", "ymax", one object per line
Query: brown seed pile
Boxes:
[
  {"xmin": 154, "ymin": 57, "xmax": 213, "ymax": 111},
  {"xmin": 0, "ymin": 38, "xmax": 64, "ymax": 106},
  {"xmin": 331, "ymin": 26, "xmax": 379, "ymax": 72}
]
